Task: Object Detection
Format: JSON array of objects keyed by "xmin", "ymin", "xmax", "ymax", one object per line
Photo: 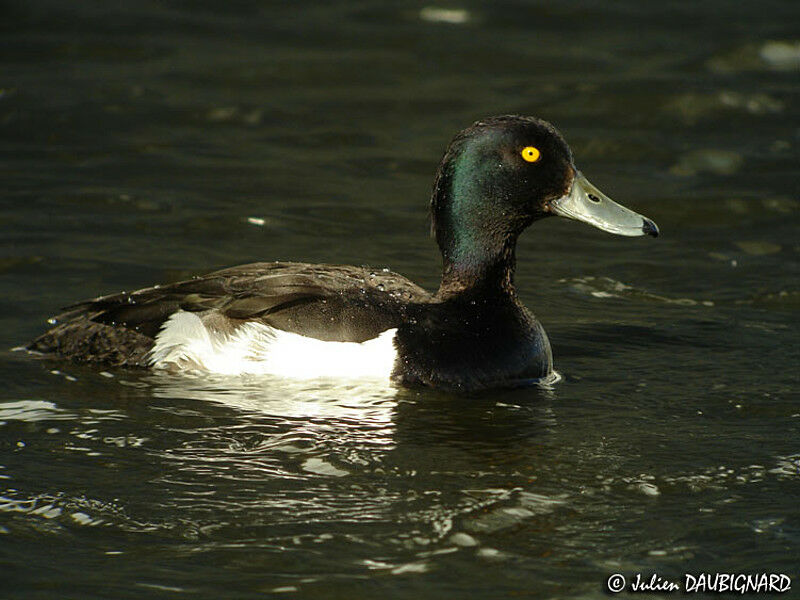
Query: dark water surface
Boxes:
[{"xmin": 2, "ymin": 1, "xmax": 799, "ymax": 598}]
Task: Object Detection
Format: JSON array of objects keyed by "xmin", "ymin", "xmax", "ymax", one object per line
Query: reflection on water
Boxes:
[
  {"xmin": 0, "ymin": 370, "xmax": 574, "ymax": 594},
  {"xmin": 1, "ymin": 360, "xmax": 799, "ymax": 595},
  {"xmin": 151, "ymin": 373, "xmax": 400, "ymax": 424}
]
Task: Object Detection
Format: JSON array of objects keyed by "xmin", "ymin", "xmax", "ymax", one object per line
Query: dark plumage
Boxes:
[
  {"xmin": 28, "ymin": 115, "xmax": 659, "ymax": 391},
  {"xmin": 31, "ymin": 262, "xmax": 431, "ymax": 364}
]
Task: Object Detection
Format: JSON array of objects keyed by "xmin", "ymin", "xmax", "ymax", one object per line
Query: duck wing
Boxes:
[{"xmin": 29, "ymin": 262, "xmax": 433, "ymax": 365}]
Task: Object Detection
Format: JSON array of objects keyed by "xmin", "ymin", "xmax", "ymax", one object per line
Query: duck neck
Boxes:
[
  {"xmin": 432, "ymin": 142, "xmax": 526, "ymax": 300},
  {"xmin": 436, "ymin": 226, "xmax": 520, "ymax": 300}
]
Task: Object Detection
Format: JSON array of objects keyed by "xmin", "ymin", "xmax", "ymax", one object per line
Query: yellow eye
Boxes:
[{"xmin": 521, "ymin": 146, "xmax": 541, "ymax": 162}]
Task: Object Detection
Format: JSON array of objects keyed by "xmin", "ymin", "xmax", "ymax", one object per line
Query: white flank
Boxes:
[{"xmin": 149, "ymin": 311, "xmax": 397, "ymax": 379}]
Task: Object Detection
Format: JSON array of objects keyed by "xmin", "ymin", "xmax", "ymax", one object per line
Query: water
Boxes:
[{"xmin": 1, "ymin": 1, "xmax": 799, "ymax": 597}]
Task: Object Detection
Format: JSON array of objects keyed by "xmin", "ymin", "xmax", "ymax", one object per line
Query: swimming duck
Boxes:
[{"xmin": 28, "ymin": 115, "xmax": 658, "ymax": 391}]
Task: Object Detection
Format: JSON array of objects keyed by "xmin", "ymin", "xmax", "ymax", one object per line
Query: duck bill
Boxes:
[{"xmin": 550, "ymin": 171, "xmax": 659, "ymax": 237}]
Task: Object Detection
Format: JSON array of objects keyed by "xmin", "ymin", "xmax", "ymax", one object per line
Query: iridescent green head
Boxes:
[{"xmin": 430, "ymin": 115, "xmax": 658, "ymax": 274}]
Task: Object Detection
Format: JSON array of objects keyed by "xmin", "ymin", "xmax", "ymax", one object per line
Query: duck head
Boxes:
[{"xmin": 431, "ymin": 115, "xmax": 658, "ymax": 288}]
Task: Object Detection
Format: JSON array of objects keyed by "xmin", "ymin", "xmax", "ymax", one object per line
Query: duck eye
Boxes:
[{"xmin": 520, "ymin": 146, "xmax": 541, "ymax": 163}]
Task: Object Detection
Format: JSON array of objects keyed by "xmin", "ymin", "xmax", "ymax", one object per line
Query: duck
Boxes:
[{"xmin": 28, "ymin": 115, "xmax": 659, "ymax": 392}]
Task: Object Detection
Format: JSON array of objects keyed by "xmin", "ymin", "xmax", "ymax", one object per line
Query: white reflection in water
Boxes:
[{"xmin": 148, "ymin": 372, "xmax": 399, "ymax": 426}]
